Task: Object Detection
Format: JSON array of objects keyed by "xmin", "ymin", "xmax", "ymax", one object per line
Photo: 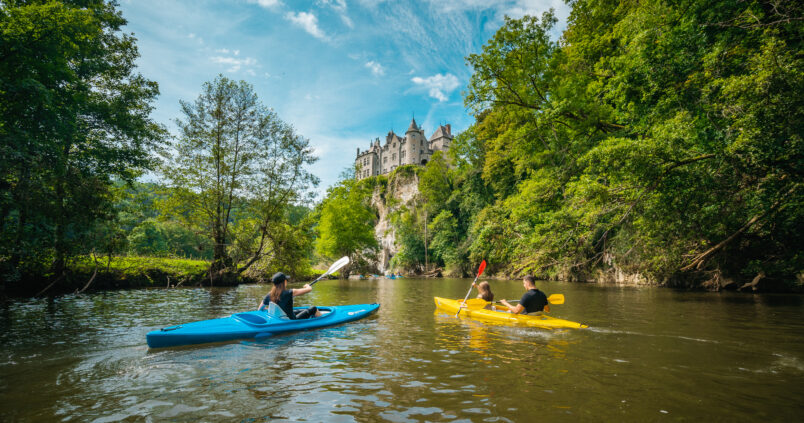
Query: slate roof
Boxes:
[
  {"xmin": 429, "ymin": 125, "xmax": 452, "ymax": 141},
  {"xmin": 406, "ymin": 118, "xmax": 419, "ymax": 133}
]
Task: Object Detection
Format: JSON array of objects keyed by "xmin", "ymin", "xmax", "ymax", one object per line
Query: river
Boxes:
[{"xmin": 1, "ymin": 278, "xmax": 802, "ymax": 422}]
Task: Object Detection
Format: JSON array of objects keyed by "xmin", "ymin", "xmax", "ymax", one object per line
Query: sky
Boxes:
[{"xmin": 118, "ymin": 0, "xmax": 570, "ymax": 198}]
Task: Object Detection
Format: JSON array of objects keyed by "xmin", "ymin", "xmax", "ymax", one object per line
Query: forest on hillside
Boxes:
[
  {"xmin": 322, "ymin": 0, "xmax": 803, "ymax": 289},
  {"xmin": 2, "ymin": 0, "xmax": 801, "ymax": 295}
]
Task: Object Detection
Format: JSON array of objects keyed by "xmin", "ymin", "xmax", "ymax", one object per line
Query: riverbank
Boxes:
[{"xmin": 2, "ymin": 256, "xmax": 333, "ymax": 298}]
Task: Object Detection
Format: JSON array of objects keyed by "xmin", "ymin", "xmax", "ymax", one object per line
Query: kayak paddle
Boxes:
[
  {"xmin": 456, "ymin": 260, "xmax": 487, "ymax": 317},
  {"xmin": 310, "ymin": 256, "xmax": 350, "ymax": 286},
  {"xmin": 499, "ymin": 294, "xmax": 564, "ymax": 305}
]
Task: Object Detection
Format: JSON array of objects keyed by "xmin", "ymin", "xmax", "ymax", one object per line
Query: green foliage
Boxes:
[
  {"xmin": 68, "ymin": 255, "xmax": 209, "ymax": 290},
  {"xmin": 0, "ymin": 0, "xmax": 165, "ymax": 289},
  {"xmin": 127, "ymin": 219, "xmax": 213, "ymax": 259},
  {"xmin": 388, "ymin": 206, "xmax": 426, "ymax": 271},
  {"xmin": 455, "ymin": 1, "xmax": 803, "ymax": 286},
  {"xmin": 315, "ymin": 177, "xmax": 378, "ymax": 274},
  {"xmin": 161, "ymin": 75, "xmax": 318, "ymax": 280},
  {"xmin": 387, "ymin": 164, "xmax": 420, "ymax": 181},
  {"xmin": 371, "ymin": 1, "xmax": 802, "ymax": 287}
]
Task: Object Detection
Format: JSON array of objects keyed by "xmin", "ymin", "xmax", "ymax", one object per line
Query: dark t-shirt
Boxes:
[
  {"xmin": 263, "ymin": 289, "xmax": 295, "ymax": 319},
  {"xmin": 519, "ymin": 289, "xmax": 548, "ymax": 313}
]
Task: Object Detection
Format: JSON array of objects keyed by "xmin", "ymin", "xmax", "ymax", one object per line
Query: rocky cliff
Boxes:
[{"xmin": 369, "ymin": 167, "xmax": 420, "ymax": 272}]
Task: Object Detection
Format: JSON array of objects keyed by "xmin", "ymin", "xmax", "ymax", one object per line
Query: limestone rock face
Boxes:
[{"xmin": 369, "ymin": 170, "xmax": 420, "ymax": 272}]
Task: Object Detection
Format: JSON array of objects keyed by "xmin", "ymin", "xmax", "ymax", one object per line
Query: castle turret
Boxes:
[{"xmin": 405, "ymin": 118, "xmax": 425, "ymax": 166}]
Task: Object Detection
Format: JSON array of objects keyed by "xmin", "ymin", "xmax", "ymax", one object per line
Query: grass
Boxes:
[{"xmin": 70, "ymin": 255, "xmax": 210, "ymax": 288}]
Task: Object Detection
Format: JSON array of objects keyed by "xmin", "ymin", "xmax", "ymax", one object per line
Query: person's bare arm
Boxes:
[
  {"xmin": 292, "ymin": 284, "xmax": 313, "ymax": 297},
  {"xmin": 499, "ymin": 300, "xmax": 524, "ymax": 314}
]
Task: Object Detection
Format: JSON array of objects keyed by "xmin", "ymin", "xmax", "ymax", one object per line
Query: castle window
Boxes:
[
  {"xmin": 392, "ymin": 153, "xmax": 396, "ymax": 160},
  {"xmin": 401, "ymin": 150, "xmax": 406, "ymax": 158}
]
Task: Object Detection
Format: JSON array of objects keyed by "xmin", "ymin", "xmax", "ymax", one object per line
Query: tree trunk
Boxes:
[{"xmin": 52, "ymin": 178, "xmax": 67, "ymax": 276}]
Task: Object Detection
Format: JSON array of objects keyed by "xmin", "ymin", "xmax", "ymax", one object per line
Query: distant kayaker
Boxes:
[
  {"xmin": 472, "ymin": 281, "xmax": 494, "ymax": 302},
  {"xmin": 499, "ymin": 275, "xmax": 548, "ymax": 314},
  {"xmin": 258, "ymin": 272, "xmax": 321, "ymax": 319}
]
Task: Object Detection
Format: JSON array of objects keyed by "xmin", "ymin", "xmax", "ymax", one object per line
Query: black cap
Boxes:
[{"xmin": 271, "ymin": 272, "xmax": 288, "ymax": 284}]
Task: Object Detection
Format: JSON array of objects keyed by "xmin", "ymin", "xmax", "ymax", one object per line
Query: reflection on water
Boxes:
[{"xmin": 0, "ymin": 279, "xmax": 803, "ymax": 421}]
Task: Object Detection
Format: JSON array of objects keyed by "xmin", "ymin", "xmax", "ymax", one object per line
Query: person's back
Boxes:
[
  {"xmin": 498, "ymin": 275, "xmax": 548, "ymax": 315},
  {"xmin": 272, "ymin": 288, "xmax": 295, "ymax": 319},
  {"xmin": 519, "ymin": 288, "xmax": 547, "ymax": 314}
]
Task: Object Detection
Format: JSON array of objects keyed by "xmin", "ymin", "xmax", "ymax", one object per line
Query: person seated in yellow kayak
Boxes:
[
  {"xmin": 472, "ymin": 281, "xmax": 494, "ymax": 301},
  {"xmin": 258, "ymin": 272, "xmax": 322, "ymax": 319},
  {"xmin": 498, "ymin": 275, "xmax": 549, "ymax": 314}
]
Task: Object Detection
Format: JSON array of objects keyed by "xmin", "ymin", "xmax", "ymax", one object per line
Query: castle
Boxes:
[{"xmin": 354, "ymin": 118, "xmax": 453, "ymax": 180}]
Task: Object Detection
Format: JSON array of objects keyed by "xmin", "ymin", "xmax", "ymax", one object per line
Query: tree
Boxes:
[
  {"xmin": 459, "ymin": 1, "xmax": 803, "ymax": 285},
  {"xmin": 0, "ymin": 0, "xmax": 164, "ymax": 290},
  {"xmin": 315, "ymin": 177, "xmax": 378, "ymax": 275},
  {"xmin": 161, "ymin": 75, "xmax": 317, "ymax": 282}
]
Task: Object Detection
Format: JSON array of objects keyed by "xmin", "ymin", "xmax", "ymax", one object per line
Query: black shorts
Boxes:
[{"xmin": 294, "ymin": 306, "xmax": 318, "ymax": 319}]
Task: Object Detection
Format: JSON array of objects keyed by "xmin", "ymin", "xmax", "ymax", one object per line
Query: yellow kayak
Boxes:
[{"xmin": 434, "ymin": 297, "xmax": 588, "ymax": 330}]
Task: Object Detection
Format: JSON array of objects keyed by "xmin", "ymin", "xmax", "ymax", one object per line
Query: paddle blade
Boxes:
[
  {"xmin": 311, "ymin": 256, "xmax": 351, "ymax": 285},
  {"xmin": 547, "ymin": 294, "xmax": 564, "ymax": 305},
  {"xmin": 477, "ymin": 260, "xmax": 487, "ymax": 277},
  {"xmin": 326, "ymin": 256, "xmax": 350, "ymax": 276}
]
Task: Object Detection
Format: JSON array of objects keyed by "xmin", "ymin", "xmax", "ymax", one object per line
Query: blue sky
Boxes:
[{"xmin": 119, "ymin": 0, "xmax": 569, "ymax": 198}]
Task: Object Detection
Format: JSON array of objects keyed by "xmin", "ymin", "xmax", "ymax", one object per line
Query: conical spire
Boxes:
[{"xmin": 406, "ymin": 117, "xmax": 418, "ymax": 133}]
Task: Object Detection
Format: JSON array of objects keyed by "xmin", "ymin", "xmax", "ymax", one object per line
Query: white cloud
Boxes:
[
  {"xmin": 248, "ymin": 0, "xmax": 282, "ymax": 9},
  {"xmin": 319, "ymin": 0, "xmax": 353, "ymax": 28},
  {"xmin": 365, "ymin": 61, "xmax": 385, "ymax": 76},
  {"xmin": 210, "ymin": 55, "xmax": 257, "ymax": 73},
  {"xmin": 285, "ymin": 11, "xmax": 328, "ymax": 41},
  {"xmin": 411, "ymin": 73, "xmax": 459, "ymax": 102}
]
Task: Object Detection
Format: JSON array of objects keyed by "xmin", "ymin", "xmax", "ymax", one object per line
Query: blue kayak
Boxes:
[{"xmin": 146, "ymin": 303, "xmax": 380, "ymax": 348}]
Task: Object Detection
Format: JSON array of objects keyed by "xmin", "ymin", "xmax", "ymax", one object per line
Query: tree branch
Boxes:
[{"xmin": 680, "ymin": 185, "xmax": 796, "ymax": 271}]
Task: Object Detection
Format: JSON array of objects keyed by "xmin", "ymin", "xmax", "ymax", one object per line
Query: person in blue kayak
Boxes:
[
  {"xmin": 498, "ymin": 275, "xmax": 548, "ymax": 314},
  {"xmin": 258, "ymin": 272, "xmax": 321, "ymax": 319}
]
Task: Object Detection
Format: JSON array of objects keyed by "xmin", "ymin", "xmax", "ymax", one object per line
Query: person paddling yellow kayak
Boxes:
[{"xmin": 498, "ymin": 275, "xmax": 550, "ymax": 314}]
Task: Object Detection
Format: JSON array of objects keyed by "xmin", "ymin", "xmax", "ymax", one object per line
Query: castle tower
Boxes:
[{"xmin": 405, "ymin": 118, "xmax": 425, "ymax": 166}]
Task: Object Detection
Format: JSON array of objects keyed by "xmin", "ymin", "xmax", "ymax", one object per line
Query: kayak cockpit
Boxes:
[{"xmin": 231, "ymin": 307, "xmax": 334, "ymax": 326}]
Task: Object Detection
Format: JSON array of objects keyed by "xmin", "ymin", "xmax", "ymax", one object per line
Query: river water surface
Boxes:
[{"xmin": 1, "ymin": 278, "xmax": 802, "ymax": 422}]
